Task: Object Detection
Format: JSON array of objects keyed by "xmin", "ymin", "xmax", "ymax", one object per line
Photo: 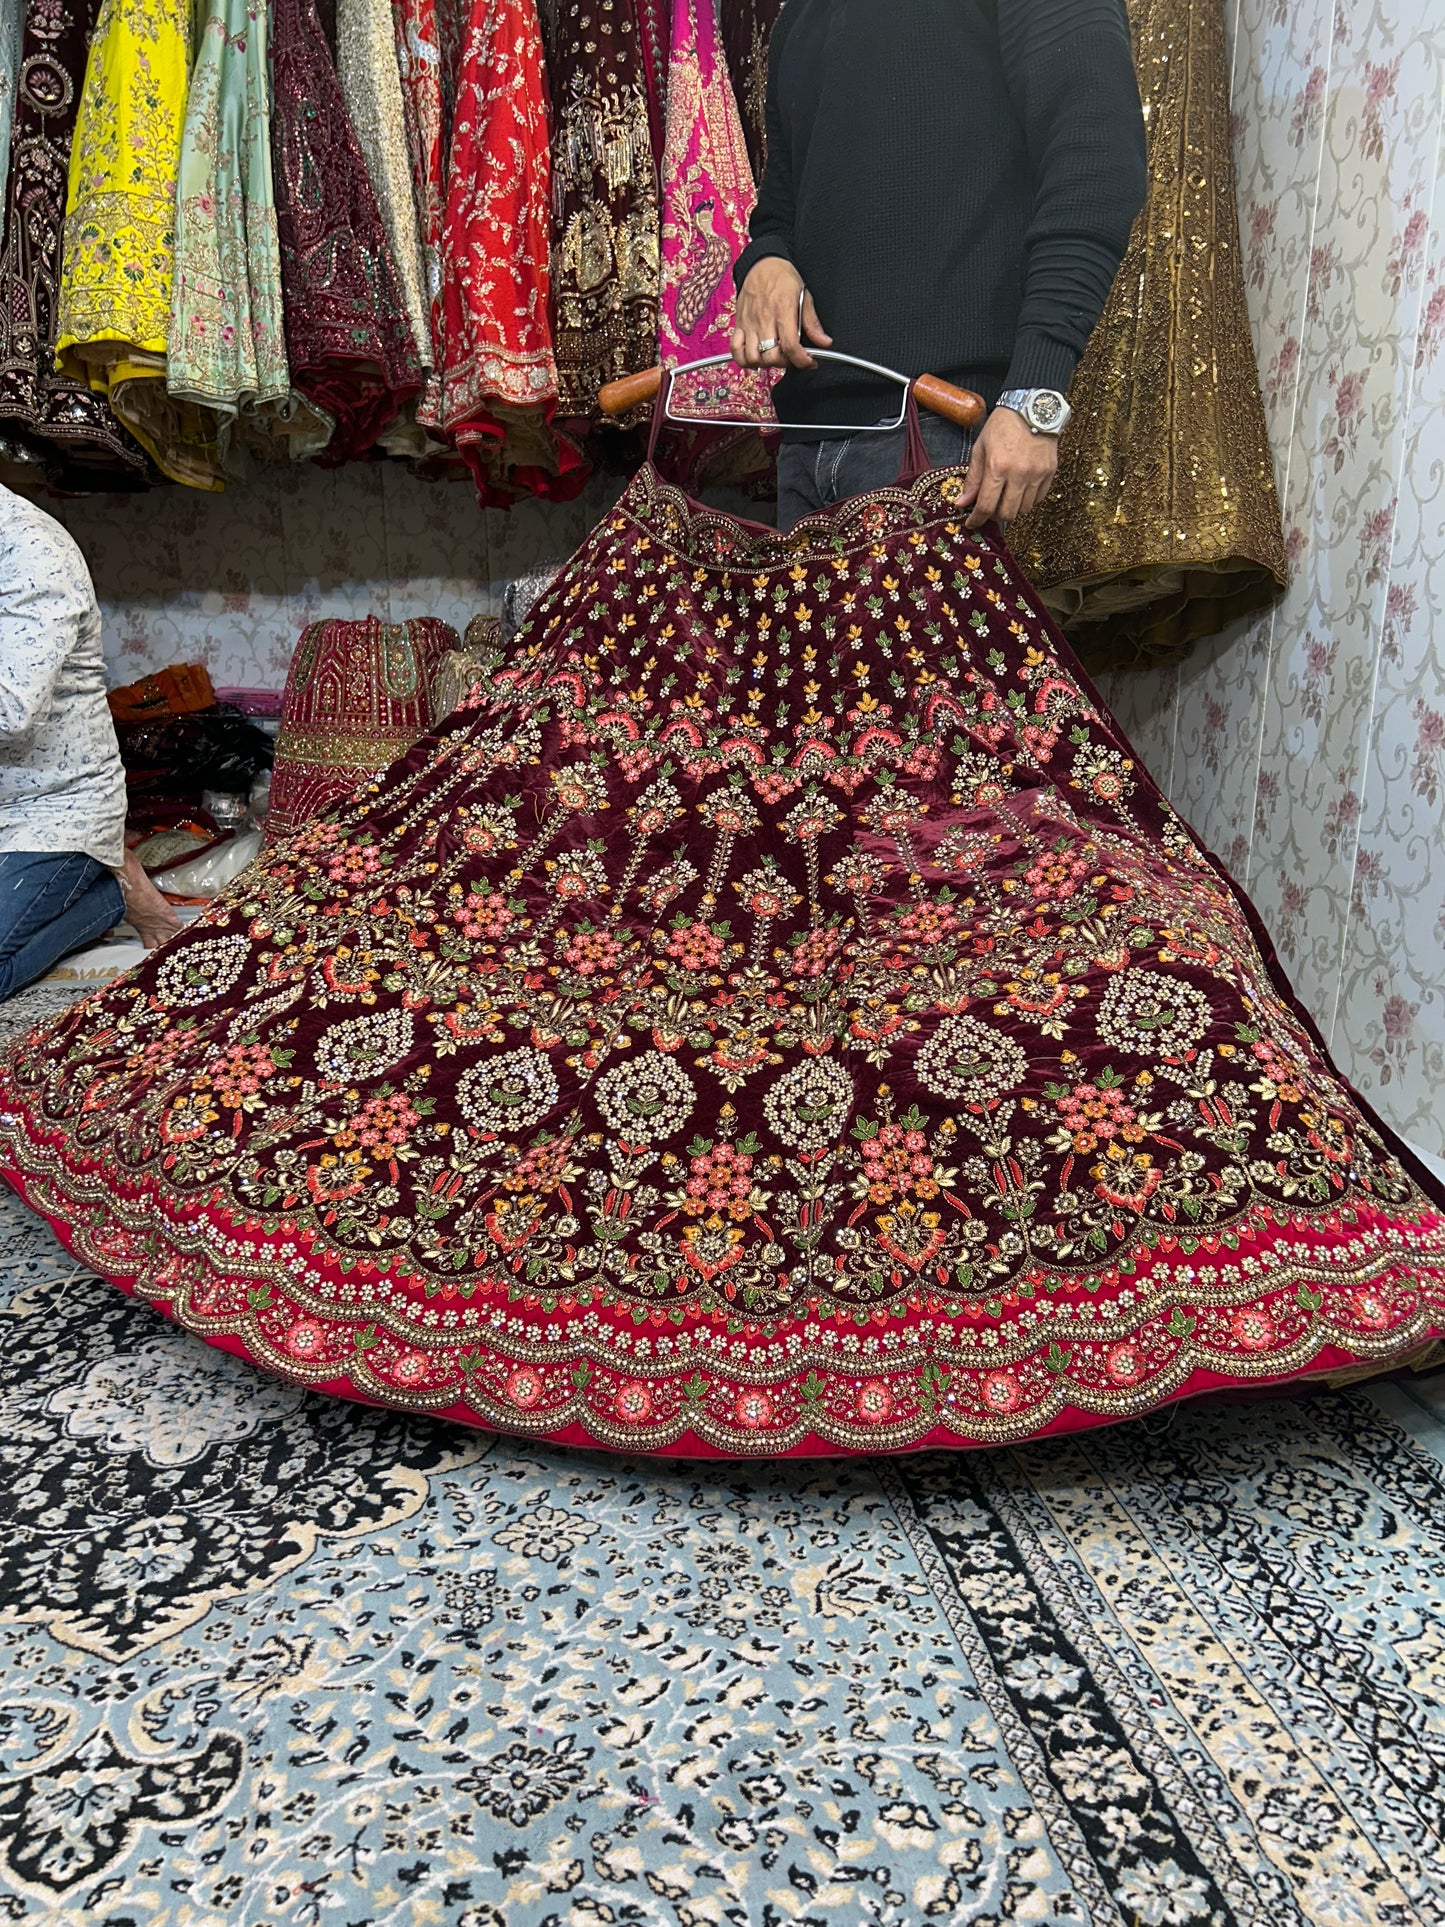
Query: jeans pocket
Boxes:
[{"xmin": 59, "ymin": 856, "xmax": 101, "ymax": 914}]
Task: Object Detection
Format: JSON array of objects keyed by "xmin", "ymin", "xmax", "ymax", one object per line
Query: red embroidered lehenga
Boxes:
[
  {"xmin": 2, "ymin": 426, "xmax": 1442, "ymax": 1457},
  {"xmin": 432, "ymin": 0, "xmax": 587, "ymax": 505}
]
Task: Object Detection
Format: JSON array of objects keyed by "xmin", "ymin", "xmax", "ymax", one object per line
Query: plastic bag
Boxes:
[
  {"xmin": 246, "ymin": 770, "xmax": 271, "ymax": 831},
  {"xmin": 155, "ymin": 829, "xmax": 264, "ymax": 899}
]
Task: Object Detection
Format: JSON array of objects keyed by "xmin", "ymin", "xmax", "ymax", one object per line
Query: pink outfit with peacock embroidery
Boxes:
[{"xmin": 657, "ymin": 0, "xmax": 770, "ymax": 422}]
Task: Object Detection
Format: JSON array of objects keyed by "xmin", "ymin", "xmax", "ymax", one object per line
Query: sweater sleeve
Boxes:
[
  {"xmin": 732, "ymin": 10, "xmax": 798, "ymax": 291},
  {"xmin": 996, "ymin": 0, "xmax": 1147, "ymax": 394}
]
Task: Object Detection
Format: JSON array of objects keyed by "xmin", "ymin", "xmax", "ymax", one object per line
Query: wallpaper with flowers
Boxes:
[
  {"xmin": 46, "ymin": 459, "xmax": 627, "ymax": 692},
  {"xmin": 1097, "ymin": 0, "xmax": 1445, "ymax": 1170},
  {"xmin": 45, "ymin": 0, "xmax": 1445, "ymax": 1167}
]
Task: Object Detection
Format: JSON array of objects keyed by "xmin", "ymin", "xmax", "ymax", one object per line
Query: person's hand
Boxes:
[
  {"xmin": 116, "ymin": 849, "xmax": 184, "ymax": 951},
  {"xmin": 957, "ymin": 407, "xmax": 1059, "ymax": 530},
  {"xmin": 731, "ymin": 257, "xmax": 832, "ymax": 370}
]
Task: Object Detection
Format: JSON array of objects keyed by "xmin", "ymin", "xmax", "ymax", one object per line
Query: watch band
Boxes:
[{"xmin": 996, "ymin": 388, "xmax": 1071, "ymax": 436}]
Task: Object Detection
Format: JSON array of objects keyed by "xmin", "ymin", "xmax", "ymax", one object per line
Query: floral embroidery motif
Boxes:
[
  {"xmin": 915, "ymin": 1016, "xmax": 1028, "ymax": 1105},
  {"xmin": 762, "ymin": 1058, "xmax": 853, "ymax": 1152},
  {"xmin": 314, "ymin": 1008, "xmax": 416, "ymax": 1082},
  {"xmin": 1, "ymin": 462, "xmax": 1443, "ymax": 1455},
  {"xmin": 168, "ymin": 0, "xmax": 297, "ymax": 446},
  {"xmin": 152, "ymin": 935, "xmax": 250, "ymax": 1008},
  {"xmin": 1098, "ymin": 969, "xmax": 1212, "ymax": 1060},
  {"xmin": 594, "ymin": 1050, "xmax": 696, "ymax": 1141},
  {"xmin": 54, "ymin": 0, "xmax": 189, "ymax": 361},
  {"xmin": 458, "ymin": 1049, "xmax": 560, "ymax": 1135}
]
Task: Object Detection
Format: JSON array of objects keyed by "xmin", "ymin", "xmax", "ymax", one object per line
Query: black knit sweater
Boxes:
[{"xmin": 733, "ymin": 0, "xmax": 1148, "ymax": 431}]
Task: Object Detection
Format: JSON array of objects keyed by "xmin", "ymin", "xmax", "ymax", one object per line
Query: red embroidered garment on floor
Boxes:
[
  {"xmin": 3, "ymin": 439, "xmax": 1443, "ymax": 1458},
  {"xmin": 270, "ymin": 0, "xmax": 423, "ymax": 462},
  {"xmin": 435, "ymin": 0, "xmax": 585, "ymax": 505},
  {"xmin": 267, "ymin": 616, "xmax": 461, "ymax": 843}
]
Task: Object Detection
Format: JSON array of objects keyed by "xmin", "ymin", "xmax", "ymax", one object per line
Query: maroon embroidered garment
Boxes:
[
  {"xmin": 0, "ymin": 0, "xmax": 144, "ymax": 473},
  {"xmin": 270, "ymin": 0, "xmax": 422, "ymax": 461},
  {"xmin": 634, "ymin": 0, "xmax": 671, "ymax": 168},
  {"xmin": 2, "ymin": 450, "xmax": 1442, "ymax": 1456},
  {"xmin": 721, "ymin": 0, "xmax": 783, "ymax": 181},
  {"xmin": 547, "ymin": 0, "xmax": 661, "ymax": 422}
]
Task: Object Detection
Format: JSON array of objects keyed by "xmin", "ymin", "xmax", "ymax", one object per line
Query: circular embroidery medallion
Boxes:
[{"xmin": 458, "ymin": 1049, "xmax": 560, "ymax": 1134}]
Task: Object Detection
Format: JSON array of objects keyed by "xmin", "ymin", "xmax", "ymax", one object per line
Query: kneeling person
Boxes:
[{"xmin": 0, "ymin": 485, "xmax": 178, "ymax": 1000}]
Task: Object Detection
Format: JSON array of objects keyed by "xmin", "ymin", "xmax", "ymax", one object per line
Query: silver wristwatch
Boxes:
[{"xmin": 996, "ymin": 388, "xmax": 1072, "ymax": 436}]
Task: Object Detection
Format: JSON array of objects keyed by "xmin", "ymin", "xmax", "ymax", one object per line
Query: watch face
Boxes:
[{"xmin": 1029, "ymin": 391, "xmax": 1065, "ymax": 429}]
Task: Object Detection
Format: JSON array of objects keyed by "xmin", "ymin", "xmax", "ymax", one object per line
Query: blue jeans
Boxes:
[
  {"xmin": 0, "ymin": 851, "xmax": 125, "ymax": 1002},
  {"xmin": 776, "ymin": 412, "xmax": 973, "ymax": 532}
]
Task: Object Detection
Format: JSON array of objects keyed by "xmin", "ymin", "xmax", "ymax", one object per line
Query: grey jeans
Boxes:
[{"xmin": 776, "ymin": 412, "xmax": 973, "ymax": 532}]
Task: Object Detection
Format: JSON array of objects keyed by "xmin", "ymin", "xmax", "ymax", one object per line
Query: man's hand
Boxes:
[
  {"xmin": 116, "ymin": 848, "xmax": 183, "ymax": 951},
  {"xmin": 731, "ymin": 257, "xmax": 832, "ymax": 370},
  {"xmin": 958, "ymin": 407, "xmax": 1059, "ymax": 530}
]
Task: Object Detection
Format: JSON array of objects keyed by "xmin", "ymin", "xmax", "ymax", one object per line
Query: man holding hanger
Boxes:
[{"xmin": 731, "ymin": 0, "xmax": 1147, "ymax": 534}]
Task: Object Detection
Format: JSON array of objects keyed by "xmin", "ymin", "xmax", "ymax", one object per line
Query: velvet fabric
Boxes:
[
  {"xmin": 0, "ymin": 0, "xmax": 143, "ymax": 472},
  {"xmin": 1, "ymin": 457, "xmax": 1442, "ymax": 1457},
  {"xmin": 633, "ymin": 0, "xmax": 670, "ymax": 169},
  {"xmin": 720, "ymin": 0, "xmax": 783, "ymax": 182},
  {"xmin": 547, "ymin": 0, "xmax": 661, "ymax": 423}
]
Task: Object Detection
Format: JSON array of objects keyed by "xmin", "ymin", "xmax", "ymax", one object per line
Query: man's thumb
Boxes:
[{"xmin": 802, "ymin": 293, "xmax": 833, "ymax": 345}]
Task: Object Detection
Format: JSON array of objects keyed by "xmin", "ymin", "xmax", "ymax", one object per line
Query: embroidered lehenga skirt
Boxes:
[
  {"xmin": 2, "ymin": 460, "xmax": 1442, "ymax": 1456},
  {"xmin": 266, "ymin": 615, "xmax": 460, "ymax": 842}
]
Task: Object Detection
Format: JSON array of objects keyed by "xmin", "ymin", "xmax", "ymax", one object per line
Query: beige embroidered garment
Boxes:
[{"xmin": 335, "ymin": 0, "xmax": 433, "ymax": 369}]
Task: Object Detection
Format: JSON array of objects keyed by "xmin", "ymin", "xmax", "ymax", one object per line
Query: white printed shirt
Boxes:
[{"xmin": 0, "ymin": 484, "xmax": 126, "ymax": 868}]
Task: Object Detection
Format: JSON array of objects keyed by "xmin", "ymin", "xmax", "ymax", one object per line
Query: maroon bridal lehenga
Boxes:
[
  {"xmin": 270, "ymin": 0, "xmax": 422, "ymax": 461},
  {"xmin": 2, "ymin": 413, "xmax": 1442, "ymax": 1456}
]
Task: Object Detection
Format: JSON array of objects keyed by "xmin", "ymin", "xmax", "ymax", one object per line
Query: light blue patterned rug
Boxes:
[{"xmin": 2, "ymin": 985, "xmax": 1443, "ymax": 1927}]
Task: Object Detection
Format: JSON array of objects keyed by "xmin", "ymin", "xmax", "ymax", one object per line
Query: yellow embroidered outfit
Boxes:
[{"xmin": 53, "ymin": 0, "xmax": 213, "ymax": 488}]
